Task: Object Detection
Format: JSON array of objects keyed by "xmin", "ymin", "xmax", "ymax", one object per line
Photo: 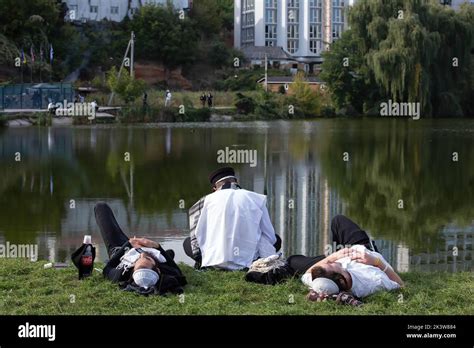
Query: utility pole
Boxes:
[
  {"xmin": 265, "ymin": 53, "xmax": 268, "ymax": 92},
  {"xmin": 108, "ymin": 32, "xmax": 135, "ymax": 106},
  {"xmin": 130, "ymin": 31, "xmax": 135, "ymax": 78}
]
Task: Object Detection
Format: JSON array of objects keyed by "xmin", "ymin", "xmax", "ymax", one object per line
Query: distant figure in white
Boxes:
[
  {"xmin": 165, "ymin": 90, "xmax": 172, "ymax": 107},
  {"xmin": 91, "ymin": 100, "xmax": 98, "ymax": 113}
]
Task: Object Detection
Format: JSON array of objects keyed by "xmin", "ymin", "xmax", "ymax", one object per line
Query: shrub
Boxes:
[
  {"xmin": 235, "ymin": 93, "xmax": 256, "ymax": 114},
  {"xmin": 176, "ymin": 107, "xmax": 211, "ymax": 122}
]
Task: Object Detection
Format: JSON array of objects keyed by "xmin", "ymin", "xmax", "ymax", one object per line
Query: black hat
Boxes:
[{"xmin": 208, "ymin": 166, "xmax": 236, "ymax": 185}]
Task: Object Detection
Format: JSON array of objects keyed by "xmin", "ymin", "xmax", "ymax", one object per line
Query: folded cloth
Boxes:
[
  {"xmin": 248, "ymin": 254, "xmax": 286, "ymax": 273},
  {"xmin": 245, "ymin": 254, "xmax": 294, "ymax": 285}
]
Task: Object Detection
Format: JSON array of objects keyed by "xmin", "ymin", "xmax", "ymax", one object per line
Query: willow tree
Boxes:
[{"xmin": 325, "ymin": 0, "xmax": 474, "ymax": 117}]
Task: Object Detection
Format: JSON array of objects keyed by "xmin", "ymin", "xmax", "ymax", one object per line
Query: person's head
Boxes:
[
  {"xmin": 311, "ymin": 263, "xmax": 351, "ymax": 292},
  {"xmin": 208, "ymin": 167, "xmax": 238, "ymax": 191},
  {"xmin": 134, "ymin": 252, "xmax": 157, "ymax": 271},
  {"xmin": 133, "ymin": 252, "xmax": 160, "ymax": 289}
]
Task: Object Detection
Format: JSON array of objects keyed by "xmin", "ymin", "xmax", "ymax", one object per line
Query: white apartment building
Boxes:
[
  {"xmin": 63, "ymin": 0, "xmax": 190, "ymax": 22},
  {"xmin": 234, "ymin": 0, "xmax": 355, "ymax": 66}
]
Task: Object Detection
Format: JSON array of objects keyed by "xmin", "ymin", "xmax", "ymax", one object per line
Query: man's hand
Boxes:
[
  {"xmin": 327, "ymin": 247, "xmax": 352, "ymax": 262},
  {"xmin": 129, "ymin": 237, "xmax": 160, "ymax": 249},
  {"xmin": 350, "ymin": 249, "xmax": 381, "ymax": 267}
]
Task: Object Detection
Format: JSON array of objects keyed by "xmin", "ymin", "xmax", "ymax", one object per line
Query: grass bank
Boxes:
[{"xmin": 0, "ymin": 259, "xmax": 472, "ymax": 315}]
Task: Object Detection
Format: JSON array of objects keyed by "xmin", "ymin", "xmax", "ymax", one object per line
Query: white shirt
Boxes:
[
  {"xmin": 302, "ymin": 245, "xmax": 400, "ymax": 298},
  {"xmin": 117, "ymin": 247, "xmax": 167, "ymax": 271},
  {"xmin": 195, "ymin": 188, "xmax": 277, "ymax": 270}
]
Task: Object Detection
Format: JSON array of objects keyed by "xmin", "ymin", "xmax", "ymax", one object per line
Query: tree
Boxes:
[
  {"xmin": 289, "ymin": 72, "xmax": 322, "ymax": 118},
  {"xmin": 130, "ymin": 4, "xmax": 198, "ymax": 69},
  {"xmin": 190, "ymin": 0, "xmax": 234, "ymax": 35},
  {"xmin": 321, "ymin": 30, "xmax": 381, "ymax": 113},
  {"xmin": 322, "ymin": 0, "xmax": 474, "ymax": 117},
  {"xmin": 107, "ymin": 66, "xmax": 146, "ymax": 104}
]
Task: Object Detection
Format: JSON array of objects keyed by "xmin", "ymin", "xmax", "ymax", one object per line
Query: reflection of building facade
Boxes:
[
  {"xmin": 376, "ymin": 225, "xmax": 473, "ymax": 272},
  {"xmin": 238, "ymin": 131, "xmax": 346, "ymax": 258},
  {"xmin": 409, "ymin": 225, "xmax": 473, "ymax": 272}
]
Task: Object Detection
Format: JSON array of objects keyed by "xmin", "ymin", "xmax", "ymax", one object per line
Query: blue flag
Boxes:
[
  {"xmin": 50, "ymin": 44, "xmax": 54, "ymax": 63},
  {"xmin": 21, "ymin": 49, "xmax": 26, "ymax": 64}
]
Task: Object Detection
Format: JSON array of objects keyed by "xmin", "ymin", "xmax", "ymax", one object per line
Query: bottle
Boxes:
[{"xmin": 79, "ymin": 235, "xmax": 94, "ymax": 279}]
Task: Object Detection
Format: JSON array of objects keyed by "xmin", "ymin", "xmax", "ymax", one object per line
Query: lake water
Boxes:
[{"xmin": 0, "ymin": 119, "xmax": 473, "ymax": 272}]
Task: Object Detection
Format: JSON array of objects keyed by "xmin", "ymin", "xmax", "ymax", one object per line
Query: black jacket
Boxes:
[{"xmin": 103, "ymin": 242, "xmax": 187, "ymax": 295}]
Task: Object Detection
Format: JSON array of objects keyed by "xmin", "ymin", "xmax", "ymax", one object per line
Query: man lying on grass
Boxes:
[
  {"xmin": 95, "ymin": 202, "xmax": 187, "ymax": 295},
  {"xmin": 288, "ymin": 215, "xmax": 404, "ymax": 302}
]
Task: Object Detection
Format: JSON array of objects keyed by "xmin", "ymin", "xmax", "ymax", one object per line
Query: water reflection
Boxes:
[{"xmin": 0, "ymin": 120, "xmax": 472, "ymax": 272}]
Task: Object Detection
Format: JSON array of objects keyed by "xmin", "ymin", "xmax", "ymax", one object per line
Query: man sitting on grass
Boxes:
[
  {"xmin": 95, "ymin": 202, "xmax": 186, "ymax": 295},
  {"xmin": 183, "ymin": 167, "xmax": 281, "ymax": 270},
  {"xmin": 288, "ymin": 215, "xmax": 404, "ymax": 301}
]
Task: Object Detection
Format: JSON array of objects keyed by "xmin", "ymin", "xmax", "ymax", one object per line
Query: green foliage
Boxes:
[
  {"xmin": 289, "ymin": 72, "xmax": 322, "ymax": 118},
  {"xmin": 176, "ymin": 107, "xmax": 211, "ymax": 122},
  {"xmin": 321, "ymin": 30, "xmax": 379, "ymax": 113},
  {"xmin": 0, "ymin": 0, "xmax": 61, "ymax": 44},
  {"xmin": 130, "ymin": 4, "xmax": 198, "ymax": 69},
  {"xmin": 256, "ymin": 93, "xmax": 285, "ymax": 119},
  {"xmin": 322, "ymin": 0, "xmax": 474, "ymax": 117},
  {"xmin": 235, "ymin": 93, "xmax": 257, "ymax": 114},
  {"xmin": 107, "ymin": 67, "xmax": 146, "ymax": 104},
  {"xmin": 190, "ymin": 0, "xmax": 234, "ymax": 34},
  {"xmin": 208, "ymin": 42, "xmax": 233, "ymax": 69}
]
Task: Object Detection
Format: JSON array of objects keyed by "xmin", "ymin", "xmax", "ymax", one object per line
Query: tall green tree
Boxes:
[
  {"xmin": 322, "ymin": 0, "xmax": 474, "ymax": 117},
  {"xmin": 130, "ymin": 4, "xmax": 198, "ymax": 69}
]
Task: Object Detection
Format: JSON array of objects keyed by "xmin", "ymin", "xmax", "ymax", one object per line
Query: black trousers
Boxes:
[
  {"xmin": 94, "ymin": 202, "xmax": 129, "ymax": 258},
  {"xmin": 287, "ymin": 215, "xmax": 377, "ymax": 275},
  {"xmin": 182, "ymin": 234, "xmax": 282, "ymax": 263},
  {"xmin": 94, "ymin": 202, "xmax": 175, "ymax": 260}
]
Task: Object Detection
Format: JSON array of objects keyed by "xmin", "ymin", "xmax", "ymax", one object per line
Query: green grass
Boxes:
[{"xmin": 0, "ymin": 259, "xmax": 472, "ymax": 315}]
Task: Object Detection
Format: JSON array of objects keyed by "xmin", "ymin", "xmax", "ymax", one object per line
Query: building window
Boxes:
[
  {"xmin": 111, "ymin": 6, "xmax": 119, "ymax": 14},
  {"xmin": 287, "ymin": 0, "xmax": 300, "ymax": 54},
  {"xmin": 333, "ymin": 8, "xmax": 342, "ymax": 23},
  {"xmin": 332, "ymin": 0, "xmax": 345, "ymax": 41},
  {"xmin": 90, "ymin": 6, "xmax": 98, "ymax": 13},
  {"xmin": 243, "ymin": 0, "xmax": 255, "ymax": 11},
  {"xmin": 241, "ymin": 0, "xmax": 255, "ymax": 47},
  {"xmin": 265, "ymin": 0, "xmax": 277, "ymax": 47},
  {"xmin": 309, "ymin": 0, "xmax": 323, "ymax": 53},
  {"xmin": 265, "ymin": 0, "xmax": 277, "ymax": 8},
  {"xmin": 288, "ymin": 40, "xmax": 298, "ymax": 54},
  {"xmin": 332, "ymin": 23, "xmax": 344, "ymax": 39}
]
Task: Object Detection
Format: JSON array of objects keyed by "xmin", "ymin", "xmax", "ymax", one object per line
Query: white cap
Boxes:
[
  {"xmin": 311, "ymin": 277, "xmax": 339, "ymax": 295},
  {"xmin": 133, "ymin": 269, "xmax": 159, "ymax": 289},
  {"xmin": 83, "ymin": 235, "xmax": 92, "ymax": 244}
]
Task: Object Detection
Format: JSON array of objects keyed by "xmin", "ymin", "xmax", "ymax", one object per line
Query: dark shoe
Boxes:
[{"xmin": 165, "ymin": 249, "xmax": 175, "ymax": 260}]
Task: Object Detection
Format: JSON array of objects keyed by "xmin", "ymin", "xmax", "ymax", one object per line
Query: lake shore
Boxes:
[{"xmin": 1, "ymin": 259, "xmax": 472, "ymax": 315}]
